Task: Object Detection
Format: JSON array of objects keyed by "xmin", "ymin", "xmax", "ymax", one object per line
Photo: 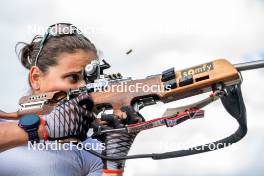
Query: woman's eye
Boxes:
[{"xmin": 66, "ymin": 74, "xmax": 81, "ymax": 84}]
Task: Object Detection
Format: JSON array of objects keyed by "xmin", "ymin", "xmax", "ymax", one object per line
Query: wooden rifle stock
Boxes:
[
  {"xmin": 1, "ymin": 59, "xmax": 263, "ymax": 119},
  {"xmin": 90, "ymin": 59, "xmax": 240, "ymax": 116}
]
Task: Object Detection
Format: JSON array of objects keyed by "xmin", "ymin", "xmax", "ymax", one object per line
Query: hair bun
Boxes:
[{"xmin": 16, "ymin": 35, "xmax": 41, "ymax": 70}]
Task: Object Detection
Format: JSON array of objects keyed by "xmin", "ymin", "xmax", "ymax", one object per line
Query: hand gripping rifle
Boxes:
[{"xmin": 1, "ymin": 59, "xmax": 264, "ymax": 160}]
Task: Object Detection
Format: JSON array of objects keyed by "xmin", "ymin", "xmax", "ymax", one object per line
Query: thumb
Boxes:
[{"xmin": 76, "ymin": 93, "xmax": 94, "ymax": 111}]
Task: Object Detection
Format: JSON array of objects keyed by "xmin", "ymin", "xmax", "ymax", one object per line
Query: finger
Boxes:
[
  {"xmin": 122, "ymin": 106, "xmax": 145, "ymax": 122},
  {"xmin": 134, "ymin": 117, "xmax": 143, "ymax": 123},
  {"xmin": 137, "ymin": 112, "xmax": 146, "ymax": 122},
  {"xmin": 113, "ymin": 109, "xmax": 127, "ymax": 119},
  {"xmin": 101, "ymin": 114, "xmax": 121, "ymax": 128},
  {"xmin": 77, "ymin": 93, "xmax": 94, "ymax": 111},
  {"xmin": 91, "ymin": 119, "xmax": 111, "ymax": 133},
  {"xmin": 94, "ymin": 118, "xmax": 108, "ymax": 125},
  {"xmin": 93, "ymin": 116, "xmax": 107, "ymax": 125},
  {"xmin": 121, "ymin": 106, "xmax": 141, "ymax": 124},
  {"xmin": 121, "ymin": 106, "xmax": 138, "ymax": 118}
]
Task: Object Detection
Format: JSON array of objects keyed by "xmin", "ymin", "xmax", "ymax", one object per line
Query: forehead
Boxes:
[{"xmin": 56, "ymin": 50, "xmax": 96, "ymax": 71}]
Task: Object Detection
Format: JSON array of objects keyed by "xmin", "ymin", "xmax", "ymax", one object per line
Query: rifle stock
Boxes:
[
  {"xmin": 89, "ymin": 59, "xmax": 241, "ymax": 115},
  {"xmin": 1, "ymin": 59, "xmax": 263, "ymax": 119}
]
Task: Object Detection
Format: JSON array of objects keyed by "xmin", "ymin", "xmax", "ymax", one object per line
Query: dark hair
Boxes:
[{"xmin": 16, "ymin": 34, "xmax": 97, "ymax": 73}]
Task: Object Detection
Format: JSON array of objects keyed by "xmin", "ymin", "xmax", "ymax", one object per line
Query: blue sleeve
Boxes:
[
  {"xmin": 0, "ymin": 139, "xmax": 104, "ymax": 176},
  {"xmin": 80, "ymin": 138, "xmax": 103, "ymax": 176}
]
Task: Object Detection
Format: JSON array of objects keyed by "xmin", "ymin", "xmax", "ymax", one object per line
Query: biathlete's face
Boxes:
[{"xmin": 30, "ymin": 49, "xmax": 96, "ymax": 94}]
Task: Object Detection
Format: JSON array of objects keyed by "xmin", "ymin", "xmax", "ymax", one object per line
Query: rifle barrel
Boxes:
[{"xmin": 234, "ymin": 60, "xmax": 264, "ymax": 71}]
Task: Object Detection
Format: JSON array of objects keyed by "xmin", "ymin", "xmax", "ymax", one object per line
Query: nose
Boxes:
[{"xmin": 78, "ymin": 80, "xmax": 86, "ymax": 87}]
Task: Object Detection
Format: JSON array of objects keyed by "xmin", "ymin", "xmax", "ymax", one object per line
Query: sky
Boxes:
[{"xmin": 0, "ymin": 0, "xmax": 264, "ymax": 175}]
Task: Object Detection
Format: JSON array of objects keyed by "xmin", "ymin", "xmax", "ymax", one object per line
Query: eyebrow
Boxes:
[{"xmin": 62, "ymin": 70, "xmax": 83, "ymax": 76}]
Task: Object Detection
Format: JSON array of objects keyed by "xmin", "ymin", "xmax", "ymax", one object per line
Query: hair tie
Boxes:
[{"xmin": 27, "ymin": 54, "xmax": 32, "ymax": 65}]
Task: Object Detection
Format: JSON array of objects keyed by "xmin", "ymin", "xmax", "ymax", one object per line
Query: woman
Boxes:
[{"xmin": 0, "ymin": 23, "xmax": 140, "ymax": 176}]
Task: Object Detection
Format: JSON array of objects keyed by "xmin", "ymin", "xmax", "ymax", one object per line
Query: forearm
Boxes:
[{"xmin": 0, "ymin": 122, "xmax": 44, "ymax": 152}]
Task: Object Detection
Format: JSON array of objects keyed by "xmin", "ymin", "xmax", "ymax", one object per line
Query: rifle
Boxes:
[{"xmin": 0, "ymin": 59, "xmax": 264, "ymax": 160}]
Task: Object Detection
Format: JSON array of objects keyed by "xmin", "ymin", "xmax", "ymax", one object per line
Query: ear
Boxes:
[{"xmin": 29, "ymin": 66, "xmax": 42, "ymax": 91}]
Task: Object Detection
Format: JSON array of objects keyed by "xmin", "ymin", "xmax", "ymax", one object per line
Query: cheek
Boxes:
[{"xmin": 40, "ymin": 75, "xmax": 81, "ymax": 93}]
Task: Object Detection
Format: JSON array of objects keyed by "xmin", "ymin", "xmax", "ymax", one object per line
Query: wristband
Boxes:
[
  {"xmin": 40, "ymin": 116, "xmax": 49, "ymax": 141},
  {"xmin": 103, "ymin": 169, "xmax": 124, "ymax": 174}
]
